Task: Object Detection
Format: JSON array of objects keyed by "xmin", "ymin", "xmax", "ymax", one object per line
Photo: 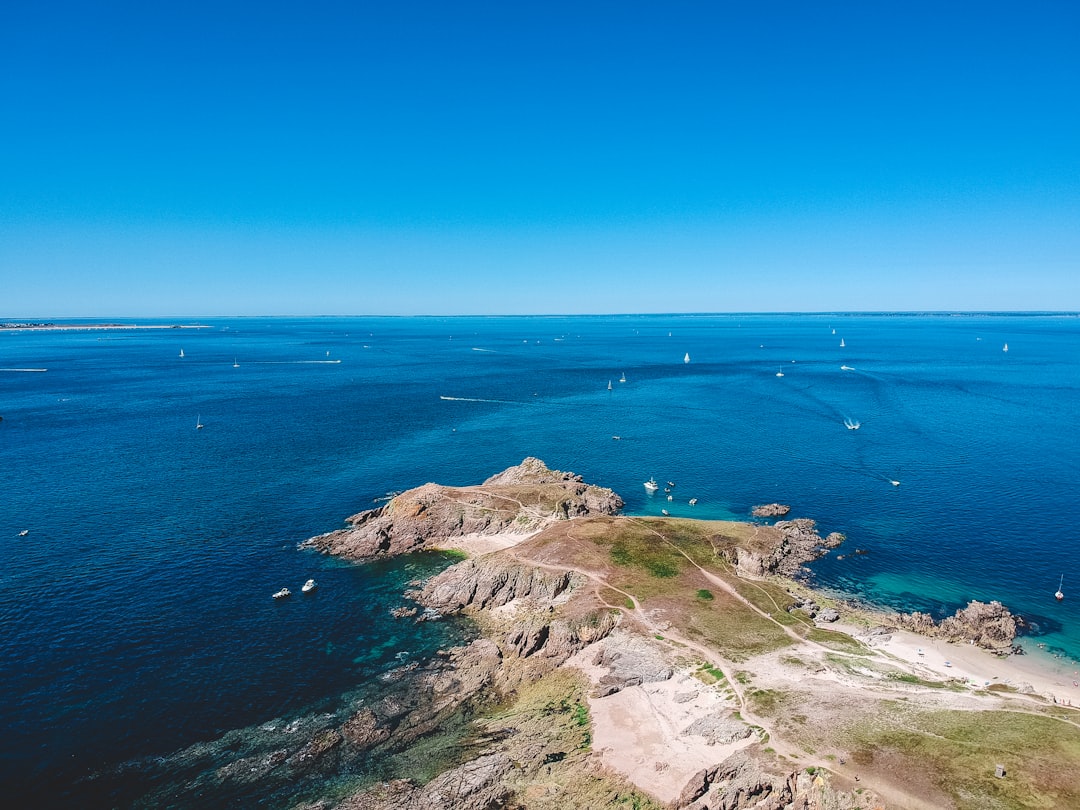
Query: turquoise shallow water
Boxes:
[{"xmin": 2, "ymin": 313, "xmax": 1078, "ymax": 805}]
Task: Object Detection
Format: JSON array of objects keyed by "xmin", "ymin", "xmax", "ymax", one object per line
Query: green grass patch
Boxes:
[
  {"xmin": 696, "ymin": 588, "xmax": 714, "ymax": 600},
  {"xmin": 803, "ymin": 628, "xmax": 869, "ymax": 655},
  {"xmin": 840, "ymin": 707, "xmax": 1080, "ymax": 809}
]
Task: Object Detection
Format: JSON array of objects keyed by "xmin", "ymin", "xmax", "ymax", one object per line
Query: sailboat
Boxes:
[
  {"xmin": 776, "ymin": 368, "xmax": 785, "ymax": 378},
  {"xmin": 1056, "ymin": 575, "xmax": 1064, "ymax": 601},
  {"xmin": 1003, "ymin": 343, "xmax": 1009, "ymax": 353},
  {"xmin": 683, "ymin": 352, "xmax": 690, "ymax": 364},
  {"xmin": 839, "ymin": 338, "xmax": 845, "ymax": 348},
  {"xmin": 232, "ymin": 358, "xmax": 239, "ymax": 368},
  {"xmin": 179, "ymin": 348, "xmax": 185, "ymax": 358},
  {"xmin": 196, "ymin": 414, "xmax": 204, "ymax": 430}
]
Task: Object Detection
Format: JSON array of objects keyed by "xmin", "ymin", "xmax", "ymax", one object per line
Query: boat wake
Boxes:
[
  {"xmin": 843, "ymin": 418, "xmax": 861, "ymax": 430},
  {"xmin": 440, "ymin": 395, "xmax": 539, "ymax": 406}
]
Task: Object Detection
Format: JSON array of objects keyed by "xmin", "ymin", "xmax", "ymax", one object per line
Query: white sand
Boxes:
[
  {"xmin": 428, "ymin": 529, "xmax": 543, "ymax": 557},
  {"xmin": 838, "ymin": 622, "xmax": 1080, "ymax": 706},
  {"xmin": 568, "ymin": 648, "xmax": 753, "ymax": 805}
]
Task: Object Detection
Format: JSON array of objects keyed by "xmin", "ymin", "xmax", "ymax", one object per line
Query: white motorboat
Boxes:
[
  {"xmin": 1056, "ymin": 575, "xmax": 1064, "ymax": 601},
  {"xmin": 302, "ymin": 579, "xmax": 318, "ymax": 594},
  {"xmin": 644, "ymin": 478, "xmax": 659, "ymax": 492},
  {"xmin": 272, "ymin": 588, "xmax": 291, "ymax": 600},
  {"xmin": 619, "ymin": 372, "xmax": 626, "ymax": 383},
  {"xmin": 844, "ymin": 418, "xmax": 860, "ymax": 430}
]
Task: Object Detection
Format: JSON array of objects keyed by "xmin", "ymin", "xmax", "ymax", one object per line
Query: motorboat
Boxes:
[
  {"xmin": 302, "ymin": 579, "xmax": 318, "ymax": 594},
  {"xmin": 644, "ymin": 478, "xmax": 659, "ymax": 492},
  {"xmin": 844, "ymin": 418, "xmax": 860, "ymax": 430},
  {"xmin": 272, "ymin": 588, "xmax": 291, "ymax": 600},
  {"xmin": 1056, "ymin": 575, "xmax": 1064, "ymax": 601}
]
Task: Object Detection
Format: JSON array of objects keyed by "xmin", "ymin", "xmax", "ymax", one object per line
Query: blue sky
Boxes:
[{"xmin": 2, "ymin": 1, "xmax": 1078, "ymax": 316}]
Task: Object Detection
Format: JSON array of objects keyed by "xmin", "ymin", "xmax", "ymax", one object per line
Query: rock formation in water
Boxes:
[
  {"xmin": 751, "ymin": 503, "xmax": 791, "ymax": 517},
  {"xmin": 894, "ymin": 600, "xmax": 1019, "ymax": 651},
  {"xmin": 301, "ymin": 457, "xmax": 623, "ymax": 560}
]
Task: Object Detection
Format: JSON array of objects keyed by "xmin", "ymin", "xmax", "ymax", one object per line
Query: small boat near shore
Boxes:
[
  {"xmin": 644, "ymin": 478, "xmax": 659, "ymax": 492},
  {"xmin": 1056, "ymin": 575, "xmax": 1064, "ymax": 601},
  {"xmin": 302, "ymin": 579, "xmax": 318, "ymax": 594},
  {"xmin": 272, "ymin": 588, "xmax": 291, "ymax": 600}
]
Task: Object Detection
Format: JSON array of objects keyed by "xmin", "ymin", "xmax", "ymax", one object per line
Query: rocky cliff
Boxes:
[
  {"xmin": 301, "ymin": 457, "xmax": 623, "ymax": 560},
  {"xmin": 722, "ymin": 518, "xmax": 845, "ymax": 578}
]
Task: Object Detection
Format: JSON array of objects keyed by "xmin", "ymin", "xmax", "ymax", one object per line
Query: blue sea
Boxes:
[{"xmin": 3, "ymin": 313, "xmax": 1079, "ymax": 805}]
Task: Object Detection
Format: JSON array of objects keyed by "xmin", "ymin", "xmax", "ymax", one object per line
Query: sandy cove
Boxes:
[{"xmin": 850, "ymin": 622, "xmax": 1080, "ymax": 706}]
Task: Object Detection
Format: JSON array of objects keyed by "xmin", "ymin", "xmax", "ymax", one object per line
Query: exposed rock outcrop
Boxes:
[
  {"xmin": 894, "ymin": 600, "xmax": 1020, "ymax": 651},
  {"xmin": 751, "ymin": 503, "xmax": 791, "ymax": 518},
  {"xmin": 301, "ymin": 458, "xmax": 623, "ymax": 560},
  {"xmin": 414, "ymin": 555, "xmax": 620, "ymax": 684},
  {"xmin": 678, "ymin": 751, "xmax": 877, "ymax": 809},
  {"xmin": 723, "ymin": 518, "xmax": 845, "ymax": 579}
]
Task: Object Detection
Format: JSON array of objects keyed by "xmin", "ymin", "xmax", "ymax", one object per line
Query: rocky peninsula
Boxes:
[{"xmin": 151, "ymin": 459, "xmax": 1080, "ymax": 809}]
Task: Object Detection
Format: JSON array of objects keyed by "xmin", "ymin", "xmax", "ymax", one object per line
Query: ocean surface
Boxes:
[{"xmin": 3, "ymin": 313, "xmax": 1079, "ymax": 806}]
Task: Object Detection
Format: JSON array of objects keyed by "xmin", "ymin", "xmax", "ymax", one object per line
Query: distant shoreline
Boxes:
[{"xmin": 1, "ymin": 323, "xmax": 210, "ymax": 332}]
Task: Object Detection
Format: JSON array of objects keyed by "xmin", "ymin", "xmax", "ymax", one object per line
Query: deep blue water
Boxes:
[{"xmin": 2, "ymin": 314, "xmax": 1079, "ymax": 804}]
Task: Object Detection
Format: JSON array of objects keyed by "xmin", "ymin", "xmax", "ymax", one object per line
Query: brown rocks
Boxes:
[
  {"xmin": 895, "ymin": 600, "xmax": 1020, "ymax": 651},
  {"xmin": 752, "ymin": 503, "xmax": 791, "ymax": 518},
  {"xmin": 725, "ymin": 518, "xmax": 845, "ymax": 579},
  {"xmin": 301, "ymin": 458, "xmax": 623, "ymax": 560}
]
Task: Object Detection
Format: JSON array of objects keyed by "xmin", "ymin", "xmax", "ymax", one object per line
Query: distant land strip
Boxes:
[{"xmin": 1, "ymin": 323, "xmax": 210, "ymax": 331}]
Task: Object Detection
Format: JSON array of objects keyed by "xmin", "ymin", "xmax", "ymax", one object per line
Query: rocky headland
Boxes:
[
  {"xmin": 136, "ymin": 459, "xmax": 1080, "ymax": 809},
  {"xmin": 302, "ymin": 456, "xmax": 623, "ymax": 560}
]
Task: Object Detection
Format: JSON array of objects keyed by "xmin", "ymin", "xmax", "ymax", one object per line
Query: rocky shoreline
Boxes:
[{"xmin": 130, "ymin": 458, "xmax": 1071, "ymax": 809}]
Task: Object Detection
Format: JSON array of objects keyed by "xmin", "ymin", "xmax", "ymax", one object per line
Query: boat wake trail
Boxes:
[{"xmin": 439, "ymin": 395, "xmax": 539, "ymax": 406}]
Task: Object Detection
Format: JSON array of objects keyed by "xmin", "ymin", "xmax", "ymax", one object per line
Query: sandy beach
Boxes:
[{"xmin": 848, "ymin": 622, "xmax": 1080, "ymax": 706}]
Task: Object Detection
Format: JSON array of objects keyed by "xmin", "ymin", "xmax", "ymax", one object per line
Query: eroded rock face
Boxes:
[
  {"xmin": 678, "ymin": 752, "xmax": 877, "ymax": 810},
  {"xmin": 301, "ymin": 457, "xmax": 623, "ymax": 560},
  {"xmin": 895, "ymin": 600, "xmax": 1019, "ymax": 651},
  {"xmin": 418, "ymin": 556, "xmax": 579, "ymax": 613},
  {"xmin": 751, "ymin": 503, "xmax": 791, "ymax": 518},
  {"xmin": 725, "ymin": 518, "xmax": 845, "ymax": 579}
]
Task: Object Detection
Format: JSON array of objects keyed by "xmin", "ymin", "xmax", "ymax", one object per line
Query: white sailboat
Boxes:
[
  {"xmin": 776, "ymin": 369, "xmax": 785, "ymax": 377},
  {"xmin": 233, "ymin": 358, "xmax": 239, "ymax": 368},
  {"xmin": 1003, "ymin": 343, "xmax": 1009, "ymax": 353},
  {"xmin": 839, "ymin": 338, "xmax": 845, "ymax": 348},
  {"xmin": 683, "ymin": 352, "xmax": 690, "ymax": 364},
  {"xmin": 179, "ymin": 348, "xmax": 185, "ymax": 358},
  {"xmin": 1056, "ymin": 575, "xmax": 1064, "ymax": 601}
]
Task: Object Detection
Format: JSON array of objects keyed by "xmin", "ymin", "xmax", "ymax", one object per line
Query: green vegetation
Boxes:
[
  {"xmin": 840, "ymin": 708, "xmax": 1080, "ymax": 809},
  {"xmin": 747, "ymin": 688, "xmax": 784, "ymax": 716},
  {"xmin": 696, "ymin": 588, "xmax": 714, "ymax": 600},
  {"xmin": 803, "ymin": 627, "xmax": 870, "ymax": 655}
]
